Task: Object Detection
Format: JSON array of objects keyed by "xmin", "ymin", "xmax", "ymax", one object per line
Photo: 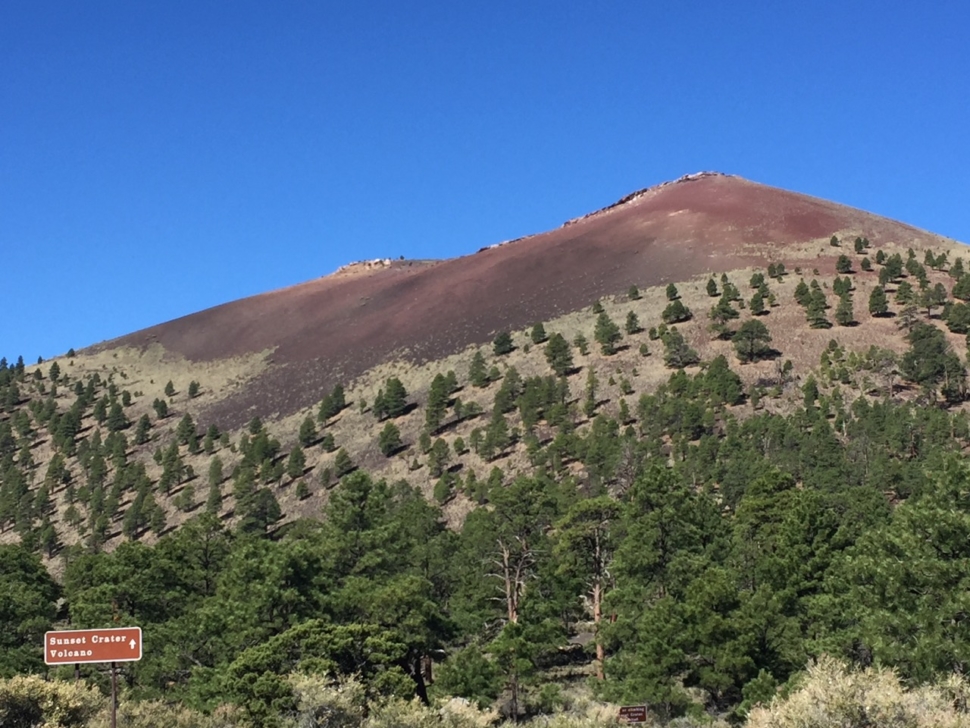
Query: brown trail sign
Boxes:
[
  {"xmin": 618, "ymin": 705, "xmax": 648, "ymax": 723},
  {"xmin": 44, "ymin": 627, "xmax": 143, "ymax": 665},
  {"xmin": 45, "ymin": 627, "xmax": 143, "ymax": 728}
]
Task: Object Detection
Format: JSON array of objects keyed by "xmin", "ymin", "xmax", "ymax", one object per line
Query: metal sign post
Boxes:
[{"xmin": 111, "ymin": 661, "xmax": 117, "ymax": 728}]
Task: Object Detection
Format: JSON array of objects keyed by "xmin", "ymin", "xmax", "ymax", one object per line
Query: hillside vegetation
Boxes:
[{"xmin": 6, "ymin": 234, "xmax": 970, "ymax": 726}]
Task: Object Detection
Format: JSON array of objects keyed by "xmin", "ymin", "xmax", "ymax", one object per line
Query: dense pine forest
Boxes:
[{"xmin": 7, "ymin": 242, "xmax": 970, "ymax": 726}]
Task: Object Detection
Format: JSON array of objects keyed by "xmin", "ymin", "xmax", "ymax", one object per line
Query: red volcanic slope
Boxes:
[{"xmin": 106, "ymin": 173, "xmax": 954, "ymax": 427}]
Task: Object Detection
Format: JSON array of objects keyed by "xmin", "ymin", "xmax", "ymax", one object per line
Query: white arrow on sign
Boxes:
[{"xmin": 129, "ymin": 639, "xmax": 136, "ymax": 650}]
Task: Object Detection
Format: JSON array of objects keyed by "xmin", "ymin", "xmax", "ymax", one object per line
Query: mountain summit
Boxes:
[{"xmin": 102, "ymin": 173, "xmax": 956, "ymax": 426}]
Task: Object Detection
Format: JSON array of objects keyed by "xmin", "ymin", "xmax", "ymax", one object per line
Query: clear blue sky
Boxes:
[{"xmin": 3, "ymin": 2, "xmax": 968, "ymax": 361}]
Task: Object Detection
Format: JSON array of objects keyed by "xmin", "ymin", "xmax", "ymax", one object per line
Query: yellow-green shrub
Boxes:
[
  {"xmin": 283, "ymin": 673, "xmax": 366, "ymax": 728},
  {"xmin": 746, "ymin": 655, "xmax": 970, "ymax": 728},
  {"xmin": 364, "ymin": 696, "xmax": 498, "ymax": 728},
  {"xmin": 0, "ymin": 675, "xmax": 104, "ymax": 728},
  {"xmin": 86, "ymin": 698, "xmax": 249, "ymax": 728}
]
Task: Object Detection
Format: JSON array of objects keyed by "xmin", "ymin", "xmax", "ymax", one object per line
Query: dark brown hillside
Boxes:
[{"xmin": 102, "ymin": 172, "xmax": 959, "ymax": 428}]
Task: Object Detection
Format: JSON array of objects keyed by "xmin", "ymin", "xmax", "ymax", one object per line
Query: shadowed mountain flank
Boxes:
[{"xmin": 103, "ymin": 173, "xmax": 956, "ymax": 427}]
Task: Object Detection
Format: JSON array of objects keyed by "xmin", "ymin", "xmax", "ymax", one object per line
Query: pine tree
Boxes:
[
  {"xmin": 861, "ymin": 257, "xmax": 872, "ymax": 271},
  {"xmin": 493, "ymin": 331, "xmax": 514, "ymax": 356},
  {"xmin": 896, "ymin": 280, "xmax": 916, "ymax": 304},
  {"xmin": 298, "ymin": 415, "xmax": 317, "ymax": 447},
  {"xmin": 733, "ymin": 320, "xmax": 773, "ymax": 363},
  {"xmin": 425, "ymin": 373, "xmax": 451, "ymax": 433},
  {"xmin": 286, "ymin": 446, "xmax": 306, "ymax": 480},
  {"xmin": 749, "ymin": 290, "xmax": 766, "ymax": 316},
  {"xmin": 176, "ymin": 483, "xmax": 196, "ymax": 513},
  {"xmin": 107, "ymin": 402, "xmax": 131, "ymax": 432},
  {"xmin": 372, "ymin": 389, "xmax": 387, "ymax": 420},
  {"xmin": 835, "ymin": 294, "xmax": 855, "ymax": 326},
  {"xmin": 384, "ymin": 377, "xmax": 408, "ymax": 418},
  {"xmin": 238, "ymin": 488, "xmax": 281, "ymax": 534},
  {"xmin": 920, "ymin": 282, "xmax": 948, "ymax": 317},
  {"xmin": 93, "ymin": 396, "xmax": 108, "ymax": 424},
  {"xmin": 869, "ymin": 286, "xmax": 889, "ymax": 317},
  {"xmin": 953, "ymin": 275, "xmax": 970, "ymax": 302},
  {"xmin": 618, "ymin": 398, "xmax": 631, "ymax": 424},
  {"xmin": 662, "ymin": 299, "xmax": 692, "ymax": 324},
  {"xmin": 794, "ymin": 280, "xmax": 811, "ymax": 306},
  {"xmin": 946, "ymin": 303, "xmax": 970, "ymax": 334},
  {"xmin": 896, "ymin": 304, "xmax": 920, "ymax": 332},
  {"xmin": 131, "ymin": 415, "xmax": 150, "ymax": 445},
  {"xmin": 188, "ymin": 380, "xmax": 200, "ymax": 398},
  {"xmin": 164, "ymin": 380, "xmax": 176, "ymax": 397},
  {"xmin": 428, "ymin": 438, "xmax": 451, "ymax": 477},
  {"xmin": 662, "ymin": 327, "xmax": 699, "ymax": 369},
  {"xmin": 150, "ymin": 503, "xmax": 167, "ymax": 536},
  {"xmin": 469, "ymin": 350, "xmax": 489, "ymax": 388},
  {"xmin": 334, "ymin": 448, "xmax": 354, "ymax": 477},
  {"xmin": 482, "ymin": 408, "xmax": 510, "ymax": 460},
  {"xmin": 379, "ymin": 421, "xmax": 402, "ymax": 456},
  {"xmin": 493, "ymin": 367, "xmax": 522, "ymax": 414},
  {"xmin": 206, "ymin": 478, "xmax": 222, "ymax": 516},
  {"xmin": 149, "ymin": 398, "xmax": 167, "ymax": 420},
  {"xmin": 122, "ymin": 495, "xmax": 145, "ymax": 540},
  {"xmin": 594, "ymin": 312, "xmax": 622, "ymax": 355},
  {"xmin": 317, "ymin": 384, "xmax": 346, "ymax": 422},
  {"xmin": 709, "ymin": 294, "xmax": 740, "ymax": 338},
  {"xmin": 530, "ymin": 322, "xmax": 548, "ymax": 344},
  {"xmin": 544, "ymin": 333, "xmax": 574, "ymax": 376},
  {"xmin": 628, "ymin": 285, "xmax": 641, "ymax": 300},
  {"xmin": 706, "ymin": 278, "xmax": 719, "ymax": 297},
  {"xmin": 330, "ymin": 384, "xmax": 346, "ymax": 412},
  {"xmin": 176, "ymin": 413, "xmax": 196, "ymax": 445},
  {"xmin": 665, "ymin": 283, "xmax": 679, "ymax": 301},
  {"xmin": 624, "ymin": 311, "xmax": 642, "ymax": 335},
  {"xmin": 900, "ymin": 322, "xmax": 967, "ymax": 402},
  {"xmin": 583, "ymin": 368, "xmax": 598, "ymax": 418},
  {"xmin": 806, "ymin": 289, "xmax": 831, "ymax": 329},
  {"xmin": 573, "ymin": 333, "xmax": 589, "ymax": 355}
]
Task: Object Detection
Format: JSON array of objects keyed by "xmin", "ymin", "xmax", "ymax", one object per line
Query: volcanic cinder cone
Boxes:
[{"xmin": 102, "ymin": 172, "xmax": 959, "ymax": 427}]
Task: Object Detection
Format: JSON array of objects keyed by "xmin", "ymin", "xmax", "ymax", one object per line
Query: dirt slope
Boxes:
[{"xmin": 100, "ymin": 172, "xmax": 959, "ymax": 428}]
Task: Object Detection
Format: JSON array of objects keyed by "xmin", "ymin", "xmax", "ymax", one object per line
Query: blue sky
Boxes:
[{"xmin": 3, "ymin": 2, "xmax": 968, "ymax": 361}]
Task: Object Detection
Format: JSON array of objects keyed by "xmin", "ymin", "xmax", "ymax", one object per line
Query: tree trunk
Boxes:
[
  {"xmin": 409, "ymin": 655, "xmax": 430, "ymax": 705},
  {"xmin": 592, "ymin": 579, "xmax": 604, "ymax": 680}
]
